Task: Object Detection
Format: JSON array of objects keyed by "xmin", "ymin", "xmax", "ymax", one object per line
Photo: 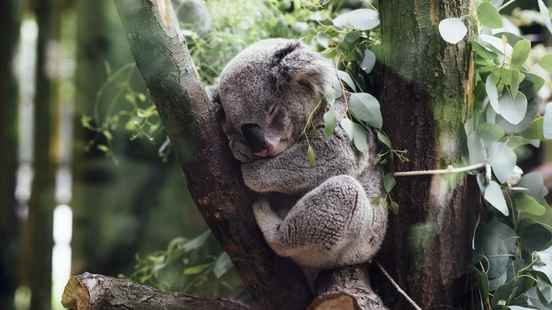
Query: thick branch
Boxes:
[
  {"xmin": 61, "ymin": 273, "xmax": 251, "ymax": 310},
  {"xmin": 114, "ymin": 1, "xmax": 311, "ymax": 309},
  {"xmin": 309, "ymin": 266, "xmax": 387, "ymax": 310}
]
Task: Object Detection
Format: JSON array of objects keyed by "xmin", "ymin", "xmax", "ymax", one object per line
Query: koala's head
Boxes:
[{"xmin": 217, "ymin": 39, "xmax": 338, "ymax": 163}]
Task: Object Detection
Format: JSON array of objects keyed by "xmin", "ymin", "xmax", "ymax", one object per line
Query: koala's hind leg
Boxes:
[{"xmin": 253, "ymin": 175, "xmax": 371, "ymax": 268}]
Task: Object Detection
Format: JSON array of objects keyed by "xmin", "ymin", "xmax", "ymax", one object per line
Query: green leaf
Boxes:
[
  {"xmin": 337, "ymin": 70, "xmax": 356, "ymax": 91},
  {"xmin": 526, "ymin": 73, "xmax": 545, "ymax": 92},
  {"xmin": 340, "ymin": 118, "xmax": 354, "ymax": 140},
  {"xmin": 478, "ymin": 2, "xmax": 503, "ymax": 28},
  {"xmin": 510, "ymin": 39, "xmax": 531, "ymax": 69},
  {"xmin": 539, "ymin": 54, "xmax": 552, "ymax": 73},
  {"xmin": 489, "ymin": 142, "xmax": 517, "ymax": 184},
  {"xmin": 485, "ymin": 181, "xmax": 509, "ymax": 216},
  {"xmin": 360, "ymin": 49, "xmax": 376, "ymax": 74},
  {"xmin": 475, "ymin": 219, "xmax": 517, "ymax": 280},
  {"xmin": 383, "ymin": 174, "xmax": 396, "ymax": 193},
  {"xmin": 323, "ymin": 109, "xmax": 337, "ymax": 138},
  {"xmin": 479, "ymin": 123, "xmax": 505, "ymax": 142},
  {"xmin": 486, "ymin": 75, "xmax": 500, "ymax": 113},
  {"xmin": 213, "ymin": 253, "xmax": 233, "ymax": 279},
  {"xmin": 520, "ymin": 117, "xmax": 545, "ymax": 140},
  {"xmin": 544, "ymin": 104, "xmax": 552, "ymax": 140},
  {"xmin": 182, "ymin": 231, "xmax": 211, "ymax": 252},
  {"xmin": 376, "ymin": 130, "xmax": 392, "ymax": 149},
  {"xmin": 513, "ymin": 193, "xmax": 546, "ymax": 217},
  {"xmin": 183, "ymin": 263, "xmax": 210, "ymax": 275},
  {"xmin": 438, "ymin": 18, "xmax": 468, "ymax": 44},
  {"xmin": 534, "ymin": 247, "xmax": 552, "ymax": 285},
  {"xmin": 349, "ymin": 92, "xmax": 382, "ymax": 129},
  {"xmin": 498, "ymin": 92, "xmax": 527, "ymax": 125},
  {"xmin": 333, "ymin": 9, "xmax": 379, "ymax": 31},
  {"xmin": 97, "ymin": 145, "xmax": 109, "ymax": 153},
  {"xmin": 307, "ymin": 144, "xmax": 316, "ymax": 167},
  {"xmin": 352, "ymin": 123, "xmax": 369, "ymax": 153},
  {"xmin": 518, "ymin": 172, "xmax": 549, "ymax": 204},
  {"xmin": 480, "ymin": 34, "xmax": 513, "ymax": 56},
  {"xmin": 467, "ymin": 132, "xmax": 486, "ymax": 165}
]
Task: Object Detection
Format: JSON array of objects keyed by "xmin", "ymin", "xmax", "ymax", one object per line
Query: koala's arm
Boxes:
[{"xmin": 242, "ymin": 126, "xmax": 368, "ymax": 194}]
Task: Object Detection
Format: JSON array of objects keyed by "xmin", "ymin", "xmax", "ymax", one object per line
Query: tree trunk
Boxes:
[
  {"xmin": 377, "ymin": 1, "xmax": 478, "ymax": 309},
  {"xmin": 25, "ymin": 1, "xmax": 60, "ymax": 309},
  {"xmin": 0, "ymin": 0, "xmax": 21, "ymax": 308}
]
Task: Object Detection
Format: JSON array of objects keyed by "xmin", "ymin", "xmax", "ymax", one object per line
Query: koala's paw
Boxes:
[{"xmin": 252, "ymin": 198, "xmax": 277, "ymax": 226}]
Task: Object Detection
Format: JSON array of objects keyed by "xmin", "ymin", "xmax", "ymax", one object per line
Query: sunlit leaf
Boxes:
[
  {"xmin": 478, "ymin": 2, "xmax": 503, "ymax": 28},
  {"xmin": 349, "ymin": 92, "xmax": 382, "ymax": 129},
  {"xmin": 489, "ymin": 142, "xmax": 516, "ymax": 184},
  {"xmin": 360, "ymin": 49, "xmax": 376, "ymax": 74},
  {"xmin": 438, "ymin": 18, "xmax": 468, "ymax": 44},
  {"xmin": 324, "ymin": 109, "xmax": 337, "ymax": 138},
  {"xmin": 484, "ymin": 181, "xmax": 509, "ymax": 216},
  {"xmin": 510, "ymin": 39, "xmax": 531, "ymax": 69},
  {"xmin": 498, "ymin": 92, "xmax": 527, "ymax": 125},
  {"xmin": 333, "ymin": 9, "xmax": 379, "ymax": 31}
]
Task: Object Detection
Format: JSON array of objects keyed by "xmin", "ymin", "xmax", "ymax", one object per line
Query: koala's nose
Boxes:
[{"xmin": 241, "ymin": 124, "xmax": 267, "ymax": 153}]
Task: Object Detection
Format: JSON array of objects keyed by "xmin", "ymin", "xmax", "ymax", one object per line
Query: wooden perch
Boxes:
[{"xmin": 61, "ymin": 273, "xmax": 251, "ymax": 310}]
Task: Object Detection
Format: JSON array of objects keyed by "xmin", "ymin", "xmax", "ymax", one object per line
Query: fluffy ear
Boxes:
[{"xmin": 270, "ymin": 41, "xmax": 338, "ymax": 96}]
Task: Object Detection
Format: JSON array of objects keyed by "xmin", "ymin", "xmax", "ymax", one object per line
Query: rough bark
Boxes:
[
  {"xmin": 0, "ymin": 0, "xmax": 21, "ymax": 308},
  {"xmin": 378, "ymin": 1, "xmax": 478, "ymax": 309},
  {"xmin": 25, "ymin": 1, "xmax": 60, "ymax": 309},
  {"xmin": 113, "ymin": 1, "xmax": 311, "ymax": 309},
  {"xmin": 309, "ymin": 267, "xmax": 387, "ymax": 310},
  {"xmin": 61, "ymin": 273, "xmax": 251, "ymax": 310}
]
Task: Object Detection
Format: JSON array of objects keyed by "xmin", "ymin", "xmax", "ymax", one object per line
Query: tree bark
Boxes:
[
  {"xmin": 0, "ymin": 0, "xmax": 21, "ymax": 308},
  {"xmin": 113, "ymin": 1, "xmax": 311, "ymax": 309},
  {"xmin": 24, "ymin": 1, "xmax": 60, "ymax": 309},
  {"xmin": 378, "ymin": 1, "xmax": 478, "ymax": 309},
  {"xmin": 61, "ymin": 273, "xmax": 251, "ymax": 310}
]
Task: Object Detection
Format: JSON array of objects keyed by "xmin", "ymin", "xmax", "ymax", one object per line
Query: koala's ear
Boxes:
[
  {"xmin": 270, "ymin": 41, "xmax": 337, "ymax": 96},
  {"xmin": 206, "ymin": 85, "xmax": 226, "ymax": 122}
]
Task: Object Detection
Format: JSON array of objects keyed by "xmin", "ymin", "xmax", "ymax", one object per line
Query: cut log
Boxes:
[{"xmin": 61, "ymin": 273, "xmax": 251, "ymax": 310}]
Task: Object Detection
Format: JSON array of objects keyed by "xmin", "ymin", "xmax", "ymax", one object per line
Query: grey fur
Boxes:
[{"xmin": 217, "ymin": 38, "xmax": 388, "ymax": 270}]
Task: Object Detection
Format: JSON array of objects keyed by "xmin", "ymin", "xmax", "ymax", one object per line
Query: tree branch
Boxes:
[
  {"xmin": 61, "ymin": 273, "xmax": 251, "ymax": 310},
  {"xmin": 113, "ymin": 1, "xmax": 311, "ymax": 309}
]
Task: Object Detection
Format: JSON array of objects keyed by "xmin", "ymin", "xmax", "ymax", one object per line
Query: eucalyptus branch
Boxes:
[
  {"xmin": 375, "ymin": 262, "xmax": 422, "ymax": 310},
  {"xmin": 393, "ymin": 163, "xmax": 487, "ymax": 177}
]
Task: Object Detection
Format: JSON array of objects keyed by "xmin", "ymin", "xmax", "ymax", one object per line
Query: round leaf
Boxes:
[
  {"xmin": 352, "ymin": 123, "xmax": 369, "ymax": 153},
  {"xmin": 498, "ymin": 92, "xmax": 527, "ymax": 125},
  {"xmin": 349, "ymin": 92, "xmax": 382, "ymax": 129},
  {"xmin": 333, "ymin": 9, "xmax": 379, "ymax": 31},
  {"xmin": 438, "ymin": 18, "xmax": 468, "ymax": 44},
  {"xmin": 489, "ymin": 142, "xmax": 517, "ymax": 184},
  {"xmin": 323, "ymin": 109, "xmax": 337, "ymax": 138},
  {"xmin": 340, "ymin": 118, "xmax": 355, "ymax": 140},
  {"xmin": 478, "ymin": 2, "xmax": 503, "ymax": 28}
]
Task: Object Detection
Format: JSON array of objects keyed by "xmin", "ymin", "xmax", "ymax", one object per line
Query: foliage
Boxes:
[
  {"xmin": 130, "ymin": 231, "xmax": 240, "ymax": 296},
  {"xmin": 439, "ymin": 1, "xmax": 552, "ymax": 308}
]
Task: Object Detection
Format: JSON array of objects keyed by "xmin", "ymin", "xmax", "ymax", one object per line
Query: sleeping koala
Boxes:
[{"xmin": 217, "ymin": 38, "xmax": 388, "ymax": 270}]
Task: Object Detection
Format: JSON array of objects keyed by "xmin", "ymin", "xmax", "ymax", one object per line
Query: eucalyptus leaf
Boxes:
[
  {"xmin": 307, "ymin": 144, "xmax": 316, "ymax": 167},
  {"xmin": 349, "ymin": 92, "xmax": 383, "ymax": 129},
  {"xmin": 340, "ymin": 118, "xmax": 355, "ymax": 140},
  {"xmin": 521, "ymin": 117, "xmax": 545, "ymax": 140},
  {"xmin": 480, "ymin": 34, "xmax": 513, "ymax": 57},
  {"xmin": 486, "ymin": 75, "xmax": 500, "ymax": 113},
  {"xmin": 337, "ymin": 70, "xmax": 357, "ymax": 91},
  {"xmin": 213, "ymin": 252, "xmax": 233, "ymax": 278},
  {"xmin": 544, "ymin": 104, "xmax": 552, "ymax": 139},
  {"xmin": 484, "ymin": 181, "xmax": 509, "ymax": 216},
  {"xmin": 352, "ymin": 123, "xmax": 369, "ymax": 153},
  {"xmin": 510, "ymin": 39, "xmax": 531, "ymax": 69},
  {"xmin": 498, "ymin": 92, "xmax": 527, "ymax": 125},
  {"xmin": 513, "ymin": 193, "xmax": 546, "ymax": 217},
  {"xmin": 361, "ymin": 49, "xmax": 376, "ymax": 74},
  {"xmin": 438, "ymin": 18, "xmax": 468, "ymax": 44},
  {"xmin": 467, "ymin": 132, "xmax": 486, "ymax": 165},
  {"xmin": 475, "ymin": 219, "xmax": 517, "ymax": 280},
  {"xmin": 478, "ymin": 2, "xmax": 503, "ymax": 28},
  {"xmin": 376, "ymin": 130, "xmax": 392, "ymax": 149},
  {"xmin": 383, "ymin": 174, "xmax": 396, "ymax": 193},
  {"xmin": 489, "ymin": 142, "xmax": 517, "ymax": 184},
  {"xmin": 534, "ymin": 247, "xmax": 552, "ymax": 285},
  {"xmin": 333, "ymin": 9, "xmax": 379, "ymax": 31},
  {"xmin": 519, "ymin": 172, "xmax": 549, "ymax": 204}
]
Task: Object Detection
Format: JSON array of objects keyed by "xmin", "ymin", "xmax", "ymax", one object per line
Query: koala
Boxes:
[{"xmin": 216, "ymin": 38, "xmax": 388, "ymax": 270}]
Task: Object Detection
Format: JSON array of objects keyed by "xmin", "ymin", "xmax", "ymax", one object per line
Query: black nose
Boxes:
[{"xmin": 241, "ymin": 124, "xmax": 267, "ymax": 153}]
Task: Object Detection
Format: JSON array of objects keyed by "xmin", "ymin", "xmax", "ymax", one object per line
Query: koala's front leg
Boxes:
[{"xmin": 253, "ymin": 175, "xmax": 386, "ymax": 269}]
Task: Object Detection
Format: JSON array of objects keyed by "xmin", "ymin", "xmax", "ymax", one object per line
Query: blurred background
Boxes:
[{"xmin": 2, "ymin": 0, "xmax": 552, "ymax": 309}]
